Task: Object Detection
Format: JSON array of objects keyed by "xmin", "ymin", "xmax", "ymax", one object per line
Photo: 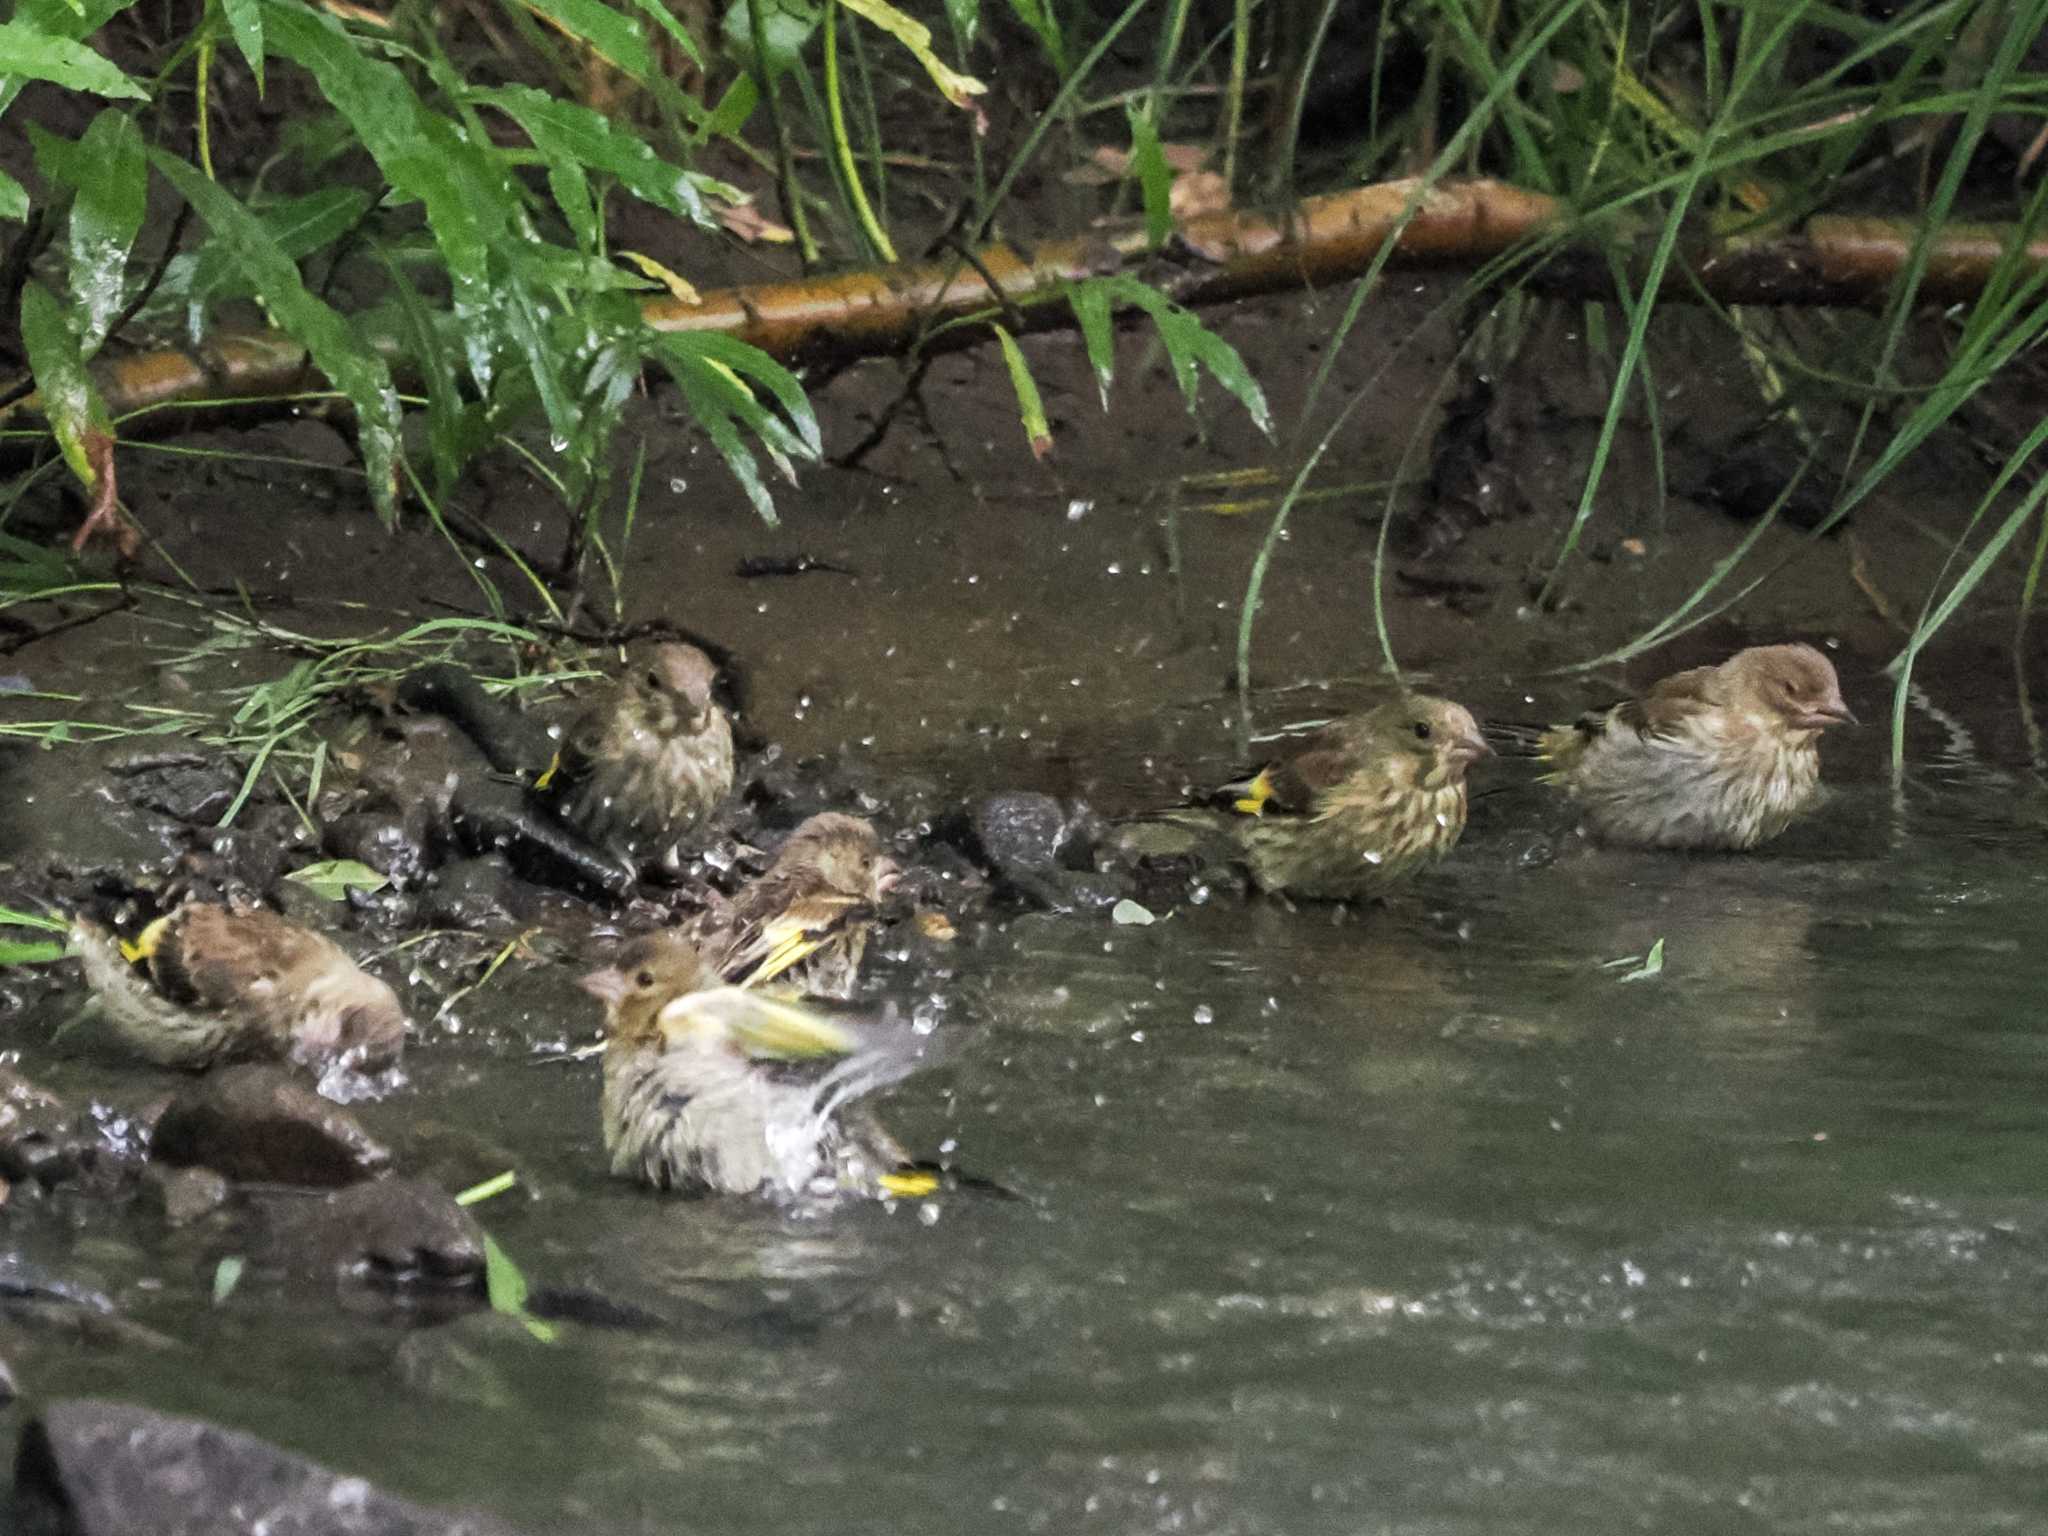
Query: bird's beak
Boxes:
[
  {"xmin": 873, "ymin": 859, "xmax": 904, "ymax": 900},
  {"xmin": 1801, "ymin": 697, "xmax": 1857, "ymax": 730},
  {"xmin": 1447, "ymin": 728, "xmax": 1492, "ymax": 766},
  {"xmin": 578, "ymin": 966, "xmax": 628, "ymax": 1007}
]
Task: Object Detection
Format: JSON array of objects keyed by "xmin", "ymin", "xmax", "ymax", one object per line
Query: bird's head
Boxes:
[
  {"xmin": 1724, "ymin": 644, "xmax": 1855, "ymax": 734},
  {"xmin": 771, "ymin": 812, "xmax": 900, "ymax": 901},
  {"xmin": 580, "ymin": 931, "xmax": 716, "ymax": 1045},
  {"xmin": 638, "ymin": 642, "xmax": 720, "ymax": 727},
  {"xmin": 1379, "ymin": 694, "xmax": 1490, "ymax": 790}
]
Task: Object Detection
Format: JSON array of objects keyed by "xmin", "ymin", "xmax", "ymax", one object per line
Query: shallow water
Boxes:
[{"xmin": 11, "ymin": 764, "xmax": 2048, "ymax": 1535}]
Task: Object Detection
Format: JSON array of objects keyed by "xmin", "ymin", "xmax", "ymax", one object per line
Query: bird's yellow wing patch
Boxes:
[
  {"xmin": 1231, "ymin": 769, "xmax": 1275, "ymax": 817},
  {"xmin": 532, "ymin": 750, "xmax": 563, "ymax": 792},
  {"xmin": 878, "ymin": 1169, "xmax": 940, "ymax": 1198},
  {"xmin": 119, "ymin": 913, "xmax": 176, "ymax": 967},
  {"xmin": 738, "ymin": 919, "xmax": 832, "ymax": 990},
  {"xmin": 657, "ymin": 986, "xmax": 858, "ymax": 1059}
]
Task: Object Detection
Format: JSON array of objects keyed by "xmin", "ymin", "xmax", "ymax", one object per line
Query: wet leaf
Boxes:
[
  {"xmin": 991, "ymin": 323, "xmax": 1051, "ymax": 460},
  {"xmin": 190, "ymin": 186, "xmax": 374, "ymax": 306},
  {"xmin": 1067, "ymin": 280, "xmax": 1116, "ymax": 410},
  {"xmin": 620, "ymin": 250, "xmax": 702, "ymax": 304},
  {"xmin": 471, "ymin": 85, "xmax": 717, "ymax": 232},
  {"xmin": 482, "ymin": 1233, "xmax": 558, "ymax": 1343},
  {"xmin": 720, "ymin": 0, "xmax": 818, "ymax": 75},
  {"xmin": 0, "ymin": 169, "xmax": 26, "ymax": 222},
  {"xmin": 1002, "ymin": 0, "xmax": 1063, "ymax": 70},
  {"xmin": 18, "ymin": 280, "xmax": 115, "ymax": 495},
  {"xmin": 646, "ymin": 331, "xmax": 821, "ymax": 525},
  {"xmin": 283, "ymin": 858, "xmax": 390, "ymax": 900},
  {"xmin": 618, "ymin": 0, "xmax": 704, "ymax": 68},
  {"xmin": 0, "ymin": 938, "xmax": 68, "ymax": 966},
  {"xmin": 0, "ymin": 19, "xmax": 146, "ymax": 98},
  {"xmin": 521, "ymin": 0, "xmax": 654, "ymax": 77},
  {"xmin": 152, "ymin": 150, "xmax": 405, "ymax": 525},
  {"xmin": 63, "ymin": 110, "xmax": 147, "ymax": 348},
  {"xmin": 1613, "ymin": 937, "xmax": 1666, "ymax": 983},
  {"xmin": 211, "ymin": 1255, "xmax": 244, "ymax": 1304},
  {"xmin": 836, "ymin": 0, "xmax": 986, "ymax": 108},
  {"xmin": 1065, "ymin": 275, "xmax": 1272, "ymax": 438},
  {"xmin": 1125, "ymin": 105, "xmax": 1172, "ymax": 249},
  {"xmin": 219, "ymin": 0, "xmax": 263, "ymax": 92},
  {"xmin": 1111, "ymin": 898, "xmax": 1157, "ymax": 926}
]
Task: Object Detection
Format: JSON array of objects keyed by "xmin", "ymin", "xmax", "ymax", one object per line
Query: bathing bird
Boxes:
[
  {"xmin": 1537, "ymin": 643, "xmax": 1854, "ymax": 851},
  {"xmin": 581, "ymin": 930, "xmax": 939, "ymax": 1200},
  {"xmin": 72, "ymin": 903, "xmax": 407, "ymax": 1073},
  {"xmin": 1225, "ymin": 693, "xmax": 1490, "ymax": 901},
  {"xmin": 694, "ymin": 812, "xmax": 901, "ymax": 999},
  {"xmin": 543, "ymin": 642, "xmax": 734, "ymax": 874}
]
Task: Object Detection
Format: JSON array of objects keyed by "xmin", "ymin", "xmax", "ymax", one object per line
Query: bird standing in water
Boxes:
[
  {"xmin": 1538, "ymin": 643, "xmax": 1854, "ymax": 851},
  {"xmin": 695, "ymin": 812, "xmax": 901, "ymax": 999},
  {"xmin": 546, "ymin": 642, "xmax": 734, "ymax": 875},
  {"xmin": 72, "ymin": 903, "xmax": 407, "ymax": 1074},
  {"xmin": 581, "ymin": 930, "xmax": 938, "ymax": 1200},
  {"xmin": 1227, "ymin": 693, "xmax": 1490, "ymax": 901}
]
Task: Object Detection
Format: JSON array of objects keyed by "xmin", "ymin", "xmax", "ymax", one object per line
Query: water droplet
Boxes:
[
  {"xmin": 669, "ymin": 477, "xmax": 688, "ymax": 494},
  {"xmin": 1067, "ymin": 499, "xmax": 1092, "ymax": 521},
  {"xmin": 1193, "ymin": 1005, "xmax": 1214, "ymax": 1024}
]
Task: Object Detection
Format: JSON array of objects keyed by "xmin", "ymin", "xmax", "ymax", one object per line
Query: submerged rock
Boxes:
[
  {"xmin": 150, "ymin": 1066, "xmax": 391, "ymax": 1186},
  {"xmin": 11, "ymin": 1398, "xmax": 528, "ymax": 1535},
  {"xmin": 961, "ymin": 792, "xmax": 1131, "ymax": 911},
  {"xmin": 322, "ymin": 811, "xmax": 433, "ymax": 887},
  {"xmin": 266, "ymin": 1179, "xmax": 486, "ymax": 1295},
  {"xmin": 423, "ymin": 856, "xmax": 526, "ymax": 930},
  {"xmin": 137, "ymin": 1164, "xmax": 231, "ymax": 1228},
  {"xmin": 0, "ymin": 1068, "xmax": 140, "ymax": 1194}
]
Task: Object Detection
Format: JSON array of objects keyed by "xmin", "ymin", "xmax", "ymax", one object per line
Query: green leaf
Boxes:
[
  {"xmin": 1110, "ymin": 898, "xmax": 1156, "ymax": 926},
  {"xmin": 261, "ymin": 0, "xmax": 510, "ymax": 383},
  {"xmin": 0, "ymin": 169, "xmax": 26, "ymax": 222},
  {"xmin": 1614, "ymin": 937, "xmax": 1665, "ymax": 983},
  {"xmin": 1001, "ymin": 0, "xmax": 1062, "ymax": 70},
  {"xmin": 191, "ymin": 186, "xmax": 375, "ymax": 305},
  {"xmin": 991, "ymin": 322, "xmax": 1050, "ymax": 460},
  {"xmin": 1067, "ymin": 280, "xmax": 1115, "ymax": 410},
  {"xmin": 720, "ymin": 0, "xmax": 818, "ymax": 75},
  {"xmin": 521, "ymin": 0, "xmax": 654, "ymax": 78},
  {"xmin": 620, "ymin": 0, "xmax": 704, "ymax": 67},
  {"xmin": 0, "ymin": 19, "xmax": 146, "ymax": 98},
  {"xmin": 836, "ymin": 0, "xmax": 985, "ymax": 109},
  {"xmin": 18, "ymin": 280, "xmax": 114, "ymax": 491},
  {"xmin": 212, "ymin": 1255, "xmax": 245, "ymax": 1304},
  {"xmin": 482, "ymin": 1233, "xmax": 558, "ymax": 1343},
  {"xmin": 0, "ymin": 903, "xmax": 69, "ymax": 933},
  {"xmin": 63, "ymin": 110, "xmax": 148, "ymax": 348},
  {"xmin": 219, "ymin": 0, "xmax": 263, "ymax": 92},
  {"xmin": 1066, "ymin": 276, "xmax": 1272, "ymax": 436},
  {"xmin": 282, "ymin": 858, "xmax": 390, "ymax": 900},
  {"xmin": 0, "ymin": 938, "xmax": 68, "ymax": 966},
  {"xmin": 152, "ymin": 150, "xmax": 404, "ymax": 524},
  {"xmin": 469, "ymin": 85, "xmax": 716, "ymax": 232},
  {"xmin": 1125, "ymin": 104, "xmax": 1172, "ymax": 250},
  {"xmin": 941, "ymin": 0, "xmax": 977, "ymax": 49}
]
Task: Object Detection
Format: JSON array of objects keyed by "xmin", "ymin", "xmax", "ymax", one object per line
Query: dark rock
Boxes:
[
  {"xmin": 107, "ymin": 751, "xmax": 241, "ymax": 826},
  {"xmin": 0, "ymin": 1068, "xmax": 75, "ymax": 1185},
  {"xmin": 423, "ymin": 856, "xmax": 525, "ymax": 930},
  {"xmin": 138, "ymin": 1164, "xmax": 231, "ymax": 1227},
  {"xmin": 267, "ymin": 1179, "xmax": 486, "ymax": 1294},
  {"xmin": 322, "ymin": 812, "xmax": 433, "ymax": 886},
  {"xmin": 969, "ymin": 792, "xmax": 1067, "ymax": 877},
  {"xmin": 11, "ymin": 1398, "xmax": 528, "ymax": 1536},
  {"xmin": 151, "ymin": 1066, "xmax": 391, "ymax": 1186}
]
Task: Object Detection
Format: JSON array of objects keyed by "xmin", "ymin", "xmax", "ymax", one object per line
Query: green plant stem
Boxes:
[
  {"xmin": 823, "ymin": 0, "xmax": 895, "ymax": 262},
  {"xmin": 746, "ymin": 0, "xmax": 819, "ymax": 268},
  {"xmin": 1222, "ymin": 0, "xmax": 1250, "ymax": 193}
]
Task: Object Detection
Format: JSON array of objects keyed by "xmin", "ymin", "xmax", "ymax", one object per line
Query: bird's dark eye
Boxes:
[
  {"xmin": 1413, "ymin": 721, "xmax": 1433, "ymax": 741},
  {"xmin": 636, "ymin": 970, "xmax": 655, "ymax": 987},
  {"xmin": 645, "ymin": 671, "xmax": 667, "ymax": 691}
]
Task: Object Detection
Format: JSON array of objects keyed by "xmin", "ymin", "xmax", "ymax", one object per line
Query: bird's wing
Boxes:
[
  {"xmin": 151, "ymin": 907, "xmax": 329, "ymax": 1014},
  {"xmin": 1541, "ymin": 667, "xmax": 1721, "ymax": 769},
  {"xmin": 721, "ymin": 891, "xmax": 873, "ymax": 989},
  {"xmin": 1229, "ymin": 727, "xmax": 1354, "ymax": 817},
  {"xmin": 656, "ymin": 986, "xmax": 858, "ymax": 1060}
]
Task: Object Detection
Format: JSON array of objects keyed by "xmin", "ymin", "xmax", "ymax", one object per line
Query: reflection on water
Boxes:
[{"xmin": 10, "ymin": 782, "xmax": 2048, "ymax": 1534}]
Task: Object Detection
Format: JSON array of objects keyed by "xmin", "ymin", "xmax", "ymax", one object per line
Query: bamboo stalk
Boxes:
[{"xmin": 8, "ymin": 178, "xmax": 2048, "ymax": 443}]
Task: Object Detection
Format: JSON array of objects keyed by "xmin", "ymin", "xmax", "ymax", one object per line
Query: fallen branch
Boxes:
[{"xmin": 5, "ymin": 177, "xmax": 2047, "ymax": 447}]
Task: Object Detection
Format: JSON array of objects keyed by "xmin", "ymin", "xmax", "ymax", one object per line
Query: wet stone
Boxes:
[
  {"xmin": 107, "ymin": 751, "xmax": 241, "ymax": 826},
  {"xmin": 423, "ymin": 856, "xmax": 525, "ymax": 930},
  {"xmin": 11, "ymin": 1398, "xmax": 529, "ymax": 1536},
  {"xmin": 323, "ymin": 811, "xmax": 434, "ymax": 886},
  {"xmin": 138, "ymin": 1164, "xmax": 230, "ymax": 1228},
  {"xmin": 150, "ymin": 1065, "xmax": 391, "ymax": 1187},
  {"xmin": 267, "ymin": 1179, "xmax": 486, "ymax": 1295},
  {"xmin": 0, "ymin": 1068, "xmax": 74, "ymax": 1186},
  {"xmin": 969, "ymin": 792, "xmax": 1068, "ymax": 876}
]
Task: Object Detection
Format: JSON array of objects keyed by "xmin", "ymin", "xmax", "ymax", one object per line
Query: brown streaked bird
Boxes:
[
  {"xmin": 694, "ymin": 812, "xmax": 902, "ymax": 1000},
  {"xmin": 71, "ymin": 903, "xmax": 407, "ymax": 1074},
  {"xmin": 1226, "ymin": 694, "xmax": 1490, "ymax": 902},
  {"xmin": 545, "ymin": 642, "xmax": 734, "ymax": 874},
  {"xmin": 1538, "ymin": 643, "xmax": 1855, "ymax": 851},
  {"xmin": 581, "ymin": 930, "xmax": 938, "ymax": 1201}
]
